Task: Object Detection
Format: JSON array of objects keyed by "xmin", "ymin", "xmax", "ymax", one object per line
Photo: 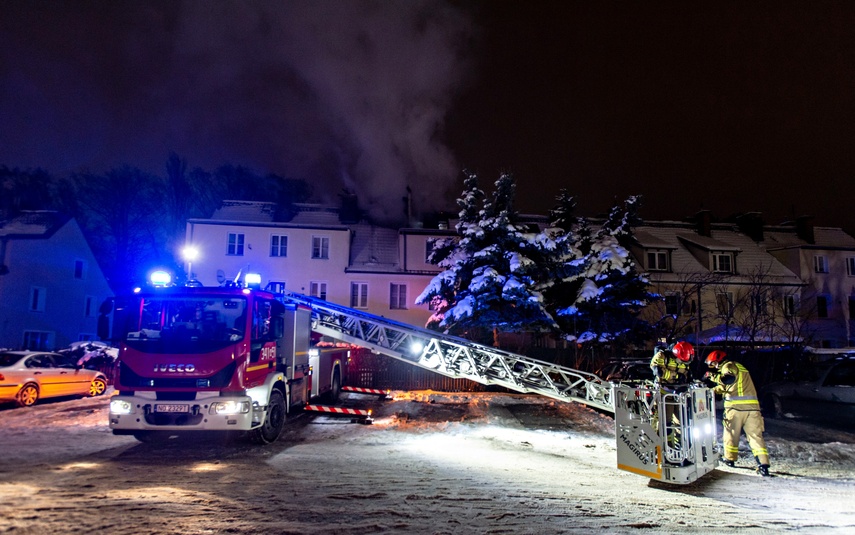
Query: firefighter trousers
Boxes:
[{"xmin": 722, "ymin": 407, "xmax": 769, "ymax": 466}]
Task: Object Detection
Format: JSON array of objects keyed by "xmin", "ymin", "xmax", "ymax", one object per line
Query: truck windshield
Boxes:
[{"xmin": 126, "ymin": 296, "xmax": 247, "ymax": 344}]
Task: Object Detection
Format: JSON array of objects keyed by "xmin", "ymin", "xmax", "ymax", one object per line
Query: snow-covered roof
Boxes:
[
  {"xmin": 634, "ymin": 222, "xmax": 802, "ymax": 284},
  {"xmin": 0, "ymin": 211, "xmax": 67, "ymax": 238},
  {"xmin": 210, "ymin": 200, "xmax": 277, "ymax": 222},
  {"xmin": 205, "ymin": 201, "xmax": 347, "ymax": 229},
  {"xmin": 677, "ymin": 233, "xmax": 741, "ymax": 252},
  {"xmin": 764, "ymin": 226, "xmax": 855, "ymax": 250}
]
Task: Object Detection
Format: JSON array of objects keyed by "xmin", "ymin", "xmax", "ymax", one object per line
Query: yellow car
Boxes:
[{"xmin": 0, "ymin": 351, "xmax": 108, "ymax": 407}]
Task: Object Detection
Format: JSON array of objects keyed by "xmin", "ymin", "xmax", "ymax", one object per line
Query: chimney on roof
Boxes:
[
  {"xmin": 736, "ymin": 212, "xmax": 765, "ymax": 242},
  {"xmin": 796, "ymin": 215, "xmax": 815, "ymax": 244},
  {"xmin": 695, "ymin": 210, "xmax": 712, "ymax": 237}
]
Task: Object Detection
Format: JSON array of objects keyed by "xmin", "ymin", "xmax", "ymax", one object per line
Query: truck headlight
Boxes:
[
  {"xmin": 209, "ymin": 401, "xmax": 250, "ymax": 415},
  {"xmin": 110, "ymin": 399, "xmax": 134, "ymax": 415}
]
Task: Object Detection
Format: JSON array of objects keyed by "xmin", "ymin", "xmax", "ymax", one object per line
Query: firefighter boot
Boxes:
[
  {"xmin": 757, "ymin": 464, "xmax": 770, "ymax": 477},
  {"xmin": 720, "ymin": 458, "xmax": 735, "ymax": 467}
]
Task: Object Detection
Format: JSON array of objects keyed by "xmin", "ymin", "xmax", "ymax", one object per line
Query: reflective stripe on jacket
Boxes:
[
  {"xmin": 713, "ymin": 361, "xmax": 761, "ymax": 411},
  {"xmin": 650, "ymin": 350, "xmax": 689, "ymax": 384}
]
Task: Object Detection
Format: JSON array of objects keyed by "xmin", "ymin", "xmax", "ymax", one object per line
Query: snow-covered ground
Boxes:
[{"xmin": 0, "ymin": 389, "xmax": 854, "ymax": 534}]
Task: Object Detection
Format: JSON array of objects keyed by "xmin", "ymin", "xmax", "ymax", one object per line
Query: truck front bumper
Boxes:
[{"xmin": 109, "ymin": 394, "xmax": 257, "ymax": 433}]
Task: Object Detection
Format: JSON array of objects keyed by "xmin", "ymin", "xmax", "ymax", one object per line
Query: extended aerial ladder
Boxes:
[{"xmin": 279, "ymin": 291, "xmax": 719, "ymax": 484}]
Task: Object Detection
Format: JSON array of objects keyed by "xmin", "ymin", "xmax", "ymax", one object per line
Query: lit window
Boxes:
[
  {"xmin": 270, "ymin": 235, "xmax": 288, "ymax": 257},
  {"xmin": 227, "ymin": 233, "xmax": 245, "ymax": 256},
  {"xmin": 312, "ymin": 236, "xmax": 330, "ymax": 259},
  {"xmin": 390, "ymin": 283, "xmax": 407, "ymax": 310},
  {"xmin": 310, "ymin": 282, "xmax": 327, "ymax": 301},
  {"xmin": 712, "ymin": 253, "xmax": 733, "ymax": 273},
  {"xmin": 350, "ymin": 282, "xmax": 368, "ymax": 309},
  {"xmin": 647, "ymin": 251, "xmax": 669, "ymax": 271}
]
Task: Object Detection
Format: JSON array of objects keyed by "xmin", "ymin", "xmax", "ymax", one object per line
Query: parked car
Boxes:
[
  {"xmin": 596, "ymin": 360, "xmax": 655, "ymax": 385},
  {"xmin": 761, "ymin": 357, "xmax": 855, "ymax": 427},
  {"xmin": 0, "ymin": 351, "xmax": 108, "ymax": 407}
]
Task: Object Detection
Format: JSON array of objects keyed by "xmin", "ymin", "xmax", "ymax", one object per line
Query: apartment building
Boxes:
[
  {"xmin": 184, "ymin": 201, "xmax": 455, "ymax": 327},
  {"xmin": 631, "ymin": 211, "xmax": 855, "ymax": 349}
]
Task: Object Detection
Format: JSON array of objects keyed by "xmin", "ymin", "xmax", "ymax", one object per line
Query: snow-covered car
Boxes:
[
  {"xmin": 761, "ymin": 357, "xmax": 855, "ymax": 426},
  {"xmin": 0, "ymin": 351, "xmax": 108, "ymax": 407},
  {"xmin": 596, "ymin": 360, "xmax": 654, "ymax": 384}
]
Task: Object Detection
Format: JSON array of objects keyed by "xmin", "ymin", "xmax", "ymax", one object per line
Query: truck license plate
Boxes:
[{"xmin": 155, "ymin": 404, "xmax": 189, "ymax": 413}]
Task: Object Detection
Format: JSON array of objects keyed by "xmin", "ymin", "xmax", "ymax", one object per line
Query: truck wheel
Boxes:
[
  {"xmin": 326, "ymin": 369, "xmax": 341, "ymax": 403},
  {"xmin": 250, "ymin": 390, "xmax": 286, "ymax": 444},
  {"xmin": 17, "ymin": 383, "xmax": 39, "ymax": 407}
]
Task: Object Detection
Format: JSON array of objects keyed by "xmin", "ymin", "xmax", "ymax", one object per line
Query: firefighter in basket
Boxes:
[
  {"xmin": 704, "ymin": 350, "xmax": 771, "ymax": 477},
  {"xmin": 649, "ymin": 341, "xmax": 695, "ymax": 448}
]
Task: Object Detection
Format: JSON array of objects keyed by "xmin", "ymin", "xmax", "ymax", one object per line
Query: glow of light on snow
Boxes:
[
  {"xmin": 191, "ymin": 462, "xmax": 225, "ymax": 472},
  {"xmin": 61, "ymin": 462, "xmax": 101, "ymax": 471}
]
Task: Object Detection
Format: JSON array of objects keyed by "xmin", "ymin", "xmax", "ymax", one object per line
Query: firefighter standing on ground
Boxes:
[{"xmin": 705, "ymin": 350, "xmax": 771, "ymax": 477}]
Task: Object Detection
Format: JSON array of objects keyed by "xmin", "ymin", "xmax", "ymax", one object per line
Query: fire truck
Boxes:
[
  {"xmin": 106, "ymin": 278, "xmax": 349, "ymax": 444},
  {"xmin": 106, "ymin": 275, "xmax": 718, "ymax": 484}
]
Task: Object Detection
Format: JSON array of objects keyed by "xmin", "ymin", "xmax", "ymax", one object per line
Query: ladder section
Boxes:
[{"xmin": 279, "ymin": 292, "xmax": 614, "ymax": 413}]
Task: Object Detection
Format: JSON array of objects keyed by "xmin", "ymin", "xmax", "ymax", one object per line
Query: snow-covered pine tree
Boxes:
[
  {"xmin": 416, "ymin": 172, "xmax": 555, "ymax": 345},
  {"xmin": 554, "ymin": 195, "xmax": 654, "ymax": 350}
]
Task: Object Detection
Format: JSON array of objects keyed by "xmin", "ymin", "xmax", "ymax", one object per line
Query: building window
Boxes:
[
  {"xmin": 227, "ymin": 233, "xmax": 245, "ymax": 256},
  {"xmin": 783, "ymin": 294, "xmax": 799, "ymax": 317},
  {"xmin": 312, "ymin": 236, "xmax": 329, "ymax": 259},
  {"xmin": 817, "ymin": 295, "xmax": 829, "ymax": 318},
  {"xmin": 647, "ymin": 251, "xmax": 669, "ymax": 271},
  {"xmin": 846, "ymin": 257, "xmax": 855, "ymax": 276},
  {"xmin": 74, "ymin": 260, "xmax": 85, "ymax": 279},
  {"xmin": 849, "ymin": 296, "xmax": 855, "ymax": 318},
  {"xmin": 390, "ymin": 283, "xmax": 407, "ymax": 310},
  {"xmin": 270, "ymin": 235, "xmax": 288, "ymax": 257},
  {"xmin": 23, "ymin": 331, "xmax": 51, "ymax": 350},
  {"xmin": 712, "ymin": 253, "xmax": 733, "ymax": 273},
  {"xmin": 310, "ymin": 281, "xmax": 327, "ymax": 301},
  {"xmin": 664, "ymin": 293, "xmax": 682, "ymax": 316},
  {"xmin": 814, "ymin": 255, "xmax": 829, "ymax": 273},
  {"xmin": 350, "ymin": 282, "xmax": 368, "ymax": 309},
  {"xmin": 751, "ymin": 293, "xmax": 768, "ymax": 316},
  {"xmin": 268, "ymin": 281, "xmax": 286, "ymax": 294},
  {"xmin": 29, "ymin": 286, "xmax": 46, "ymax": 312},
  {"xmin": 715, "ymin": 292, "xmax": 733, "ymax": 316},
  {"xmin": 84, "ymin": 296, "xmax": 95, "ymax": 317}
]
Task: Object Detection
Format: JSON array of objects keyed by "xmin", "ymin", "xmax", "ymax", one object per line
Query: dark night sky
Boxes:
[{"xmin": 2, "ymin": 1, "xmax": 855, "ymax": 232}]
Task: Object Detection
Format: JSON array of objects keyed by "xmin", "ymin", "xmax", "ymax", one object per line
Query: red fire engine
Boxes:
[{"xmin": 106, "ymin": 277, "xmax": 349, "ymax": 444}]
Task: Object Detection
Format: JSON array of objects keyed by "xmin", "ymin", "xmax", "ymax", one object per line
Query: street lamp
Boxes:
[{"xmin": 182, "ymin": 246, "xmax": 199, "ymax": 281}]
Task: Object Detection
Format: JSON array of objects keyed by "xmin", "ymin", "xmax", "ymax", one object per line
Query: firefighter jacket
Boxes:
[
  {"xmin": 650, "ymin": 350, "xmax": 690, "ymax": 384},
  {"xmin": 711, "ymin": 361, "xmax": 761, "ymax": 411}
]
